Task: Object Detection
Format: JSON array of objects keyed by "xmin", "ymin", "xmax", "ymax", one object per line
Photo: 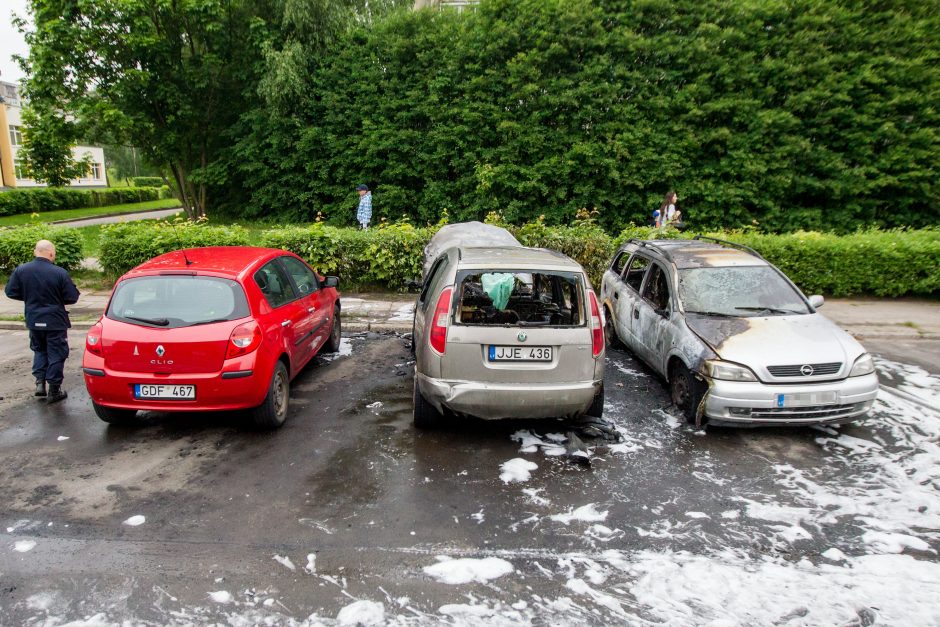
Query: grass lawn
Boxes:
[
  {"xmin": 0, "ymin": 198, "xmax": 181, "ymax": 227},
  {"xmin": 77, "ymin": 215, "xmax": 267, "ymax": 258}
]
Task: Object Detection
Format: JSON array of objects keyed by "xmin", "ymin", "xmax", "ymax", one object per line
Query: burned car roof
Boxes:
[
  {"xmin": 622, "ymin": 240, "xmax": 770, "ymax": 269},
  {"xmin": 423, "ymin": 222, "xmax": 521, "ymax": 277},
  {"xmin": 458, "ymin": 246, "xmax": 582, "ymax": 270}
]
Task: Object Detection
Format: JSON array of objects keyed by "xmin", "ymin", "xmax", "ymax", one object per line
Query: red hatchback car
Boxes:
[{"xmin": 82, "ymin": 247, "xmax": 341, "ymax": 428}]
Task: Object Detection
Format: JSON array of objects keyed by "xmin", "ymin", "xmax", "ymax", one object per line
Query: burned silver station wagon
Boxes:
[
  {"xmin": 411, "ymin": 223, "xmax": 605, "ymax": 428},
  {"xmin": 601, "ymin": 237, "xmax": 878, "ymax": 427}
]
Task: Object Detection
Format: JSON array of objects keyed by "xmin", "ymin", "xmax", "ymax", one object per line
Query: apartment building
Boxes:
[{"xmin": 0, "ymin": 80, "xmax": 106, "ymax": 189}]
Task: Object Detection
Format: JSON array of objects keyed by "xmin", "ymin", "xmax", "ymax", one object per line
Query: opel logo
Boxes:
[
  {"xmin": 156, "ymin": 345, "xmax": 166, "ymax": 358},
  {"xmin": 517, "ymin": 332, "xmax": 527, "ymax": 343},
  {"xmin": 800, "ymin": 364, "xmax": 814, "ymax": 376}
]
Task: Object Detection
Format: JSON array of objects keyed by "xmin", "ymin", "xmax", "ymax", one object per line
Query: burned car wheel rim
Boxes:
[{"xmin": 671, "ymin": 370, "xmax": 690, "ymax": 409}]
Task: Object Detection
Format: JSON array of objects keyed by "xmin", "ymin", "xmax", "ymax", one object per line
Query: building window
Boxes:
[
  {"xmin": 9, "ymin": 125, "xmax": 23, "ymax": 146},
  {"xmin": 2, "ymin": 84, "xmax": 19, "ymax": 106},
  {"xmin": 13, "ymin": 160, "xmax": 27, "ymax": 180},
  {"xmin": 91, "ymin": 162, "xmax": 101, "ymax": 179}
]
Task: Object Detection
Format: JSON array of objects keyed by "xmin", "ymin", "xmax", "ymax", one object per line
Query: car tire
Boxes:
[
  {"xmin": 604, "ymin": 307, "xmax": 622, "ymax": 349},
  {"xmin": 413, "ymin": 376, "xmax": 443, "ymax": 429},
  {"xmin": 251, "ymin": 361, "xmax": 290, "ymax": 429},
  {"xmin": 586, "ymin": 383, "xmax": 605, "ymax": 418},
  {"xmin": 670, "ymin": 362, "xmax": 704, "ymax": 425},
  {"xmin": 324, "ymin": 306, "xmax": 342, "ymax": 353},
  {"xmin": 92, "ymin": 402, "xmax": 137, "ymax": 425}
]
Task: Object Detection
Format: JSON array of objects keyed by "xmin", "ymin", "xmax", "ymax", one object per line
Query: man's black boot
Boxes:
[
  {"xmin": 46, "ymin": 384, "xmax": 67, "ymax": 404},
  {"xmin": 35, "ymin": 380, "xmax": 47, "ymax": 397}
]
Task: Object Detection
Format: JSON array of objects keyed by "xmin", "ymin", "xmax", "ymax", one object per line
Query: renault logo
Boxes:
[
  {"xmin": 156, "ymin": 345, "xmax": 166, "ymax": 358},
  {"xmin": 800, "ymin": 364, "xmax": 814, "ymax": 376},
  {"xmin": 517, "ymin": 332, "xmax": 527, "ymax": 343}
]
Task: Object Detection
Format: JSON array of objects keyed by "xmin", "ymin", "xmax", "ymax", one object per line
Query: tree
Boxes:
[
  {"xmin": 17, "ymin": 0, "xmax": 278, "ymax": 218},
  {"xmin": 103, "ymin": 145, "xmax": 162, "ymax": 184},
  {"xmin": 18, "ymin": 0, "xmax": 396, "ymax": 219},
  {"xmin": 17, "ymin": 102, "xmax": 91, "ymax": 186}
]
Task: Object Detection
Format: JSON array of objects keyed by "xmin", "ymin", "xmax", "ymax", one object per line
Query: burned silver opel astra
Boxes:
[{"xmin": 601, "ymin": 237, "xmax": 878, "ymax": 427}]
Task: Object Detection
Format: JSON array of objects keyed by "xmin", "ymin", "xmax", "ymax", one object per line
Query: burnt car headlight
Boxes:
[
  {"xmin": 849, "ymin": 353, "xmax": 875, "ymax": 377},
  {"xmin": 703, "ymin": 360, "xmax": 758, "ymax": 382}
]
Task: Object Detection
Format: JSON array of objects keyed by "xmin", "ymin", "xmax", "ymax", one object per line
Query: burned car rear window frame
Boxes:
[{"xmin": 452, "ymin": 268, "xmax": 586, "ymax": 328}]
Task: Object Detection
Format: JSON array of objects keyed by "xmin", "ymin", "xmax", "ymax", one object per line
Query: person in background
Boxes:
[
  {"xmin": 4, "ymin": 240, "xmax": 80, "ymax": 403},
  {"xmin": 356, "ymin": 184, "xmax": 372, "ymax": 229},
  {"xmin": 661, "ymin": 191, "xmax": 678, "ymax": 225},
  {"xmin": 652, "ymin": 207, "xmax": 662, "ymax": 228}
]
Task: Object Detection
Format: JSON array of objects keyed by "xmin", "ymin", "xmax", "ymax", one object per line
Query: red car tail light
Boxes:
[
  {"xmin": 226, "ymin": 321, "xmax": 262, "ymax": 359},
  {"xmin": 589, "ymin": 291, "xmax": 603, "ymax": 357},
  {"xmin": 86, "ymin": 322, "xmax": 103, "ymax": 356},
  {"xmin": 429, "ymin": 287, "xmax": 453, "ymax": 356}
]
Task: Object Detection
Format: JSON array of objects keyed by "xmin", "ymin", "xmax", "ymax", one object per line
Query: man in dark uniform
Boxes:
[{"xmin": 4, "ymin": 240, "xmax": 80, "ymax": 403}]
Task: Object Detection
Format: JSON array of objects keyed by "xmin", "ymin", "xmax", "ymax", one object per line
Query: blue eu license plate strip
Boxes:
[
  {"xmin": 488, "ymin": 345, "xmax": 496, "ymax": 360},
  {"xmin": 777, "ymin": 394, "xmax": 785, "ymax": 408}
]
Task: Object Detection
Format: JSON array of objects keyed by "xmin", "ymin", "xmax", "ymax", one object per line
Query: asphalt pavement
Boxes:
[{"xmin": 0, "ymin": 332, "xmax": 938, "ymax": 624}]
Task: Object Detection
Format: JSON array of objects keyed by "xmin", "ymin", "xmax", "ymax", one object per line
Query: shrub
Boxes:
[
  {"xmin": 512, "ymin": 219, "xmax": 616, "ymax": 289},
  {"xmin": 260, "ymin": 222, "xmax": 431, "ymax": 287},
  {"xmin": 0, "ymin": 186, "xmax": 168, "ymax": 216},
  {"xmin": 711, "ymin": 229, "xmax": 940, "ymax": 298},
  {"xmin": 131, "ymin": 177, "xmax": 164, "ymax": 187},
  {"xmin": 94, "ymin": 218, "xmax": 940, "ymax": 297},
  {"xmin": 98, "ymin": 219, "xmax": 250, "ymax": 276},
  {"xmin": 0, "ymin": 225, "xmax": 84, "ymax": 272}
]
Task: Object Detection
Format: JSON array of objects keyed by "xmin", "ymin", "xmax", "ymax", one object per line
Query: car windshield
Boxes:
[
  {"xmin": 678, "ymin": 266, "xmax": 810, "ymax": 316},
  {"xmin": 456, "ymin": 270, "xmax": 584, "ymax": 326},
  {"xmin": 107, "ymin": 275, "xmax": 250, "ymax": 328}
]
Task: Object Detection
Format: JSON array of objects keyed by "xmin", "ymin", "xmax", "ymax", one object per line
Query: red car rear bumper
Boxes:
[{"xmin": 82, "ymin": 354, "xmax": 270, "ymax": 412}]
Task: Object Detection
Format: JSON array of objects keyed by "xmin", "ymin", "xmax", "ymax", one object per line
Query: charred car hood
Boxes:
[{"xmin": 685, "ymin": 313, "xmax": 865, "ymax": 375}]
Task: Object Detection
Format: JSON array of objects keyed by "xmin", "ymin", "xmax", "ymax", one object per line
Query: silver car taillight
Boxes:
[{"xmin": 589, "ymin": 291, "xmax": 603, "ymax": 357}]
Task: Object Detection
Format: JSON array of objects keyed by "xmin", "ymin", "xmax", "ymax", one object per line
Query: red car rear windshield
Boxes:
[{"xmin": 107, "ymin": 275, "xmax": 250, "ymax": 328}]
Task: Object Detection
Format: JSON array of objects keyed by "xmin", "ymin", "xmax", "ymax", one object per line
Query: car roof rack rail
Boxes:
[
  {"xmin": 626, "ymin": 238, "xmax": 675, "ymax": 262},
  {"xmin": 692, "ymin": 235, "xmax": 764, "ymax": 260}
]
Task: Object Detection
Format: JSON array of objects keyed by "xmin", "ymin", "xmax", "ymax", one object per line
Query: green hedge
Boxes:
[
  {"xmin": 98, "ymin": 219, "xmax": 251, "ymax": 276},
  {"xmin": 131, "ymin": 177, "xmax": 164, "ymax": 187},
  {"xmin": 226, "ymin": 0, "xmax": 940, "ymax": 233},
  {"xmin": 710, "ymin": 229, "xmax": 940, "ymax": 298},
  {"xmin": 260, "ymin": 223, "xmax": 429, "ymax": 286},
  {"xmin": 0, "ymin": 225, "xmax": 84, "ymax": 272},
  {"xmin": 95, "ymin": 219, "xmax": 940, "ymax": 297},
  {"xmin": 0, "ymin": 186, "xmax": 173, "ymax": 217}
]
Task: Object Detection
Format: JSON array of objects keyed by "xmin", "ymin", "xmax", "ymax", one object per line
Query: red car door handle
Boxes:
[
  {"xmin": 307, "ymin": 307, "xmax": 316, "ymax": 313},
  {"xmin": 281, "ymin": 320, "xmax": 291, "ymax": 327}
]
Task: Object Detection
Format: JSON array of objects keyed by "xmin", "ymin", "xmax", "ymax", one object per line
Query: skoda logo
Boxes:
[
  {"xmin": 800, "ymin": 364, "xmax": 814, "ymax": 376},
  {"xmin": 156, "ymin": 345, "xmax": 166, "ymax": 358},
  {"xmin": 517, "ymin": 332, "xmax": 527, "ymax": 343}
]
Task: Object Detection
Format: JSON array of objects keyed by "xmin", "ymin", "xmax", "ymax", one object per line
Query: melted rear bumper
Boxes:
[{"xmin": 417, "ymin": 372, "xmax": 601, "ymax": 420}]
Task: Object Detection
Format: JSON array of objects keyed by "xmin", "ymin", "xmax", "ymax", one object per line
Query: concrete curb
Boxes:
[
  {"xmin": 0, "ymin": 319, "xmax": 413, "ymax": 334},
  {"xmin": 345, "ymin": 322, "xmax": 411, "ymax": 333}
]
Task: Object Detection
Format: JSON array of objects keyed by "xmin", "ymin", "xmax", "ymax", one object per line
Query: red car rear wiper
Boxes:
[
  {"xmin": 125, "ymin": 315, "xmax": 170, "ymax": 326},
  {"xmin": 184, "ymin": 318, "xmax": 231, "ymax": 327}
]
